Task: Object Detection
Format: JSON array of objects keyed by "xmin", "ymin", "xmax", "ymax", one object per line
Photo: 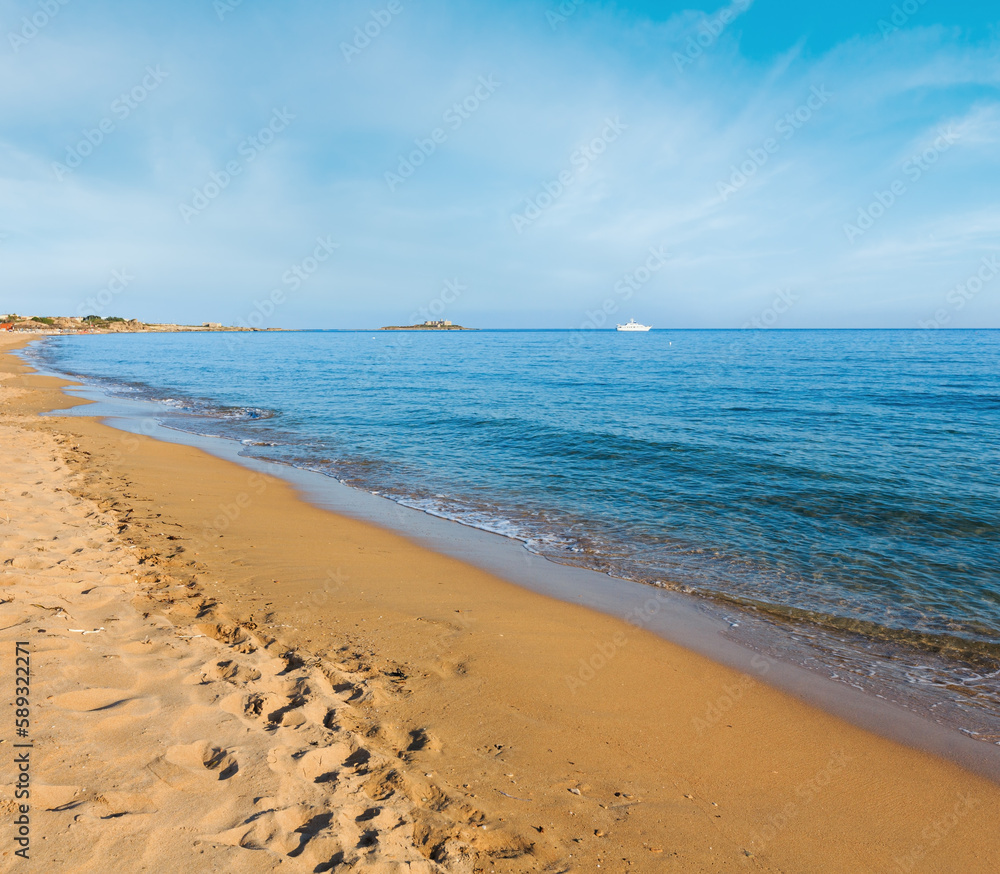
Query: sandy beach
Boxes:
[{"xmin": 2, "ymin": 332, "xmax": 1000, "ymax": 873}]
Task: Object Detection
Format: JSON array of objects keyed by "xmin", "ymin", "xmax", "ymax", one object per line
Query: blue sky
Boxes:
[{"xmin": 1, "ymin": 0, "xmax": 998, "ymax": 328}]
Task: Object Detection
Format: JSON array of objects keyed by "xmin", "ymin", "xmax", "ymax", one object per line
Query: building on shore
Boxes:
[{"xmin": 380, "ymin": 319, "xmax": 472, "ymax": 331}]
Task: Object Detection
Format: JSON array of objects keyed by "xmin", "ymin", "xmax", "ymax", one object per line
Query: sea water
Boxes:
[{"xmin": 28, "ymin": 329, "xmax": 1000, "ymax": 737}]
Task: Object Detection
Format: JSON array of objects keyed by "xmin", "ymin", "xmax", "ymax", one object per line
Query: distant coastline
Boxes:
[{"xmin": 1, "ymin": 314, "xmax": 267, "ymax": 334}]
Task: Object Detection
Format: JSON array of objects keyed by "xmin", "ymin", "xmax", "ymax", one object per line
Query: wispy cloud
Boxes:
[{"xmin": 0, "ymin": 0, "xmax": 997, "ymax": 327}]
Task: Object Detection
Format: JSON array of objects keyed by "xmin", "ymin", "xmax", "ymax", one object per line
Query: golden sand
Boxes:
[{"xmin": 2, "ymin": 333, "xmax": 999, "ymax": 873}]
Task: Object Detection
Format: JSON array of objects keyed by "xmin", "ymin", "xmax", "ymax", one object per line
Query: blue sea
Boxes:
[{"xmin": 28, "ymin": 329, "xmax": 1000, "ymax": 736}]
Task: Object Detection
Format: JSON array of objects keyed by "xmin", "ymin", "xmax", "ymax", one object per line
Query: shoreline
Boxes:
[
  {"xmin": 23, "ymin": 337, "xmax": 1000, "ymax": 769},
  {"xmin": 39, "ymin": 370, "xmax": 1000, "ymax": 779},
  {"xmin": 5, "ymin": 332, "xmax": 1000, "ymax": 871}
]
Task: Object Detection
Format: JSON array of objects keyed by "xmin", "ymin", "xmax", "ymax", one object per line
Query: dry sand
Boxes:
[{"xmin": 2, "ymin": 333, "xmax": 1000, "ymax": 873}]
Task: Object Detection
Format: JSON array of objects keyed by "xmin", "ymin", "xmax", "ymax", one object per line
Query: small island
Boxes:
[{"xmin": 380, "ymin": 320, "xmax": 475, "ymax": 331}]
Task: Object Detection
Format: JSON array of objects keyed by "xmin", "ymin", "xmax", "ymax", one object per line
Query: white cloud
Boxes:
[{"xmin": 0, "ymin": 0, "xmax": 997, "ymax": 327}]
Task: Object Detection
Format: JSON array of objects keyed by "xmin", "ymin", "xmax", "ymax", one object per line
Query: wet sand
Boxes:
[{"xmin": 3, "ymin": 332, "xmax": 1000, "ymax": 873}]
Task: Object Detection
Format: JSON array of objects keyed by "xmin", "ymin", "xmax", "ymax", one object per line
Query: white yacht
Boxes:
[{"xmin": 616, "ymin": 318, "xmax": 651, "ymax": 332}]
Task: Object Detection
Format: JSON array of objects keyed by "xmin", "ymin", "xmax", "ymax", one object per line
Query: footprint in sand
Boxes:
[
  {"xmin": 385, "ymin": 725, "xmax": 444, "ymax": 759},
  {"xmin": 219, "ymin": 688, "xmax": 305, "ymax": 728},
  {"xmin": 294, "ymin": 742, "xmax": 354, "ymax": 785},
  {"xmin": 204, "ymin": 658, "xmax": 262, "ymax": 685},
  {"xmin": 164, "ymin": 740, "xmax": 240, "ymax": 780},
  {"xmin": 199, "ymin": 804, "xmax": 343, "ymax": 863}
]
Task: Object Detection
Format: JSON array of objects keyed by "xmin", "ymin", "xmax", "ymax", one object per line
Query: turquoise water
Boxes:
[{"xmin": 30, "ymin": 329, "xmax": 1000, "ymax": 728}]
